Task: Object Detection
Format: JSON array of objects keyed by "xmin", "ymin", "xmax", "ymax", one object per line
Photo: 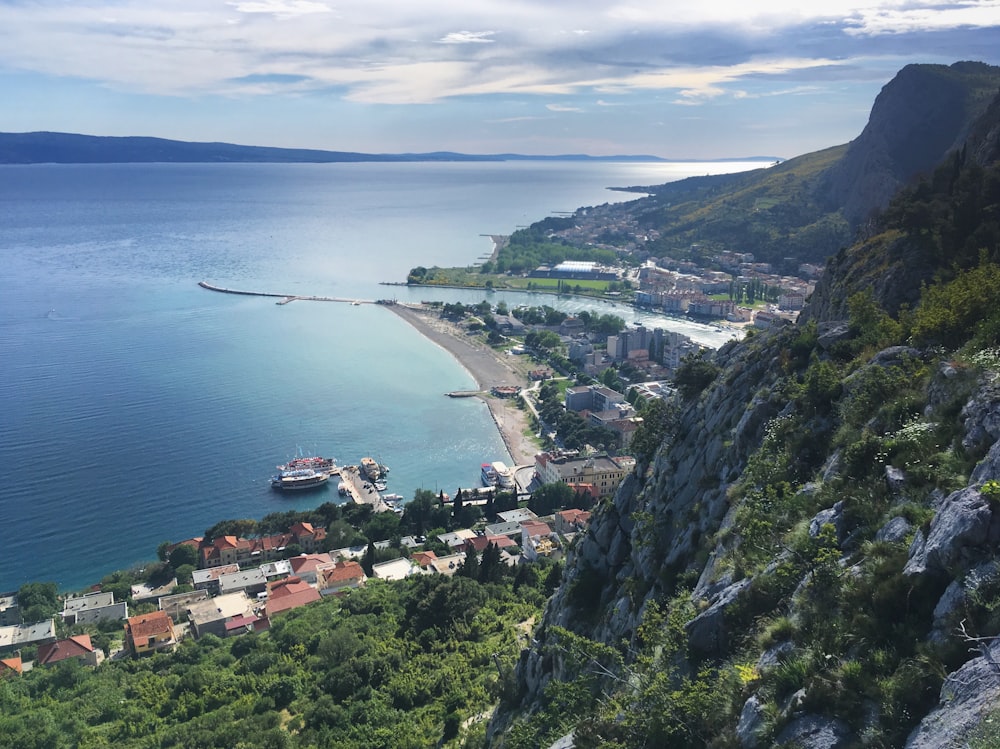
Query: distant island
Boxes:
[{"xmin": 0, "ymin": 131, "xmax": 780, "ymax": 165}]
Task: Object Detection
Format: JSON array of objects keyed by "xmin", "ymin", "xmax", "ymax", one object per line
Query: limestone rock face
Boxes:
[
  {"xmin": 774, "ymin": 714, "xmax": 854, "ymax": 749},
  {"xmin": 906, "ymin": 638, "xmax": 1000, "ymax": 748}
]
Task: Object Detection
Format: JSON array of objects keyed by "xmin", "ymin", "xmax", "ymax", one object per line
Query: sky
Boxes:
[{"xmin": 1, "ymin": 1, "xmax": 998, "ymax": 159}]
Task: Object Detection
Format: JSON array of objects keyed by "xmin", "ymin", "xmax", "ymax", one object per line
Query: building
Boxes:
[
  {"xmin": 61, "ymin": 592, "xmax": 128, "ymax": 625},
  {"xmin": 521, "ymin": 521, "xmax": 561, "ymax": 562},
  {"xmin": 288, "ymin": 522, "xmax": 328, "ymax": 553},
  {"xmin": 288, "ymin": 553, "xmax": 335, "ymax": 585},
  {"xmin": 218, "ymin": 568, "xmax": 267, "ymax": 598},
  {"xmin": 371, "ymin": 558, "xmax": 415, "ymax": 581},
  {"xmin": 192, "ymin": 564, "xmax": 240, "ymax": 596},
  {"xmin": 199, "ymin": 536, "xmax": 253, "ymax": 568},
  {"xmin": 565, "ymin": 384, "xmax": 629, "ymax": 414},
  {"xmin": 0, "ymin": 620, "xmax": 56, "ymax": 650},
  {"xmin": 0, "ymin": 656, "xmax": 22, "ymax": 677},
  {"xmin": 316, "ymin": 560, "xmax": 367, "ymax": 596},
  {"xmin": 554, "ymin": 509, "xmax": 592, "ymax": 535},
  {"xmin": 186, "ymin": 592, "xmax": 256, "ymax": 639},
  {"xmin": 36, "ymin": 635, "xmax": 102, "ymax": 667},
  {"xmin": 0, "ymin": 594, "xmax": 20, "ymax": 626},
  {"xmin": 124, "ymin": 611, "xmax": 176, "ymax": 657},
  {"xmin": 535, "ymin": 452, "xmax": 634, "ymax": 497},
  {"xmin": 264, "ymin": 577, "xmax": 321, "ymax": 617}
]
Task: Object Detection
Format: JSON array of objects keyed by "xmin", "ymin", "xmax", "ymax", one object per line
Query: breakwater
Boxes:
[{"xmin": 198, "ymin": 281, "xmax": 376, "ymax": 306}]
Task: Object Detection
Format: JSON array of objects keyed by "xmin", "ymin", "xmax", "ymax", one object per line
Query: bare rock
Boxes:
[
  {"xmin": 905, "ymin": 636, "xmax": 1000, "ymax": 748},
  {"xmin": 737, "ymin": 695, "xmax": 766, "ymax": 749},
  {"xmin": 875, "ymin": 515, "xmax": 912, "ymax": 543},
  {"xmin": 903, "ymin": 486, "xmax": 992, "ymax": 577},
  {"xmin": 775, "ymin": 714, "xmax": 854, "ymax": 749}
]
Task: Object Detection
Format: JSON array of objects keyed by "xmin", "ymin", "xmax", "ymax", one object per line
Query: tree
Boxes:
[
  {"xmin": 673, "ymin": 352, "xmax": 719, "ymax": 400},
  {"xmin": 459, "ymin": 545, "xmax": 479, "ymax": 579},
  {"xmin": 529, "ymin": 482, "xmax": 575, "ymax": 516},
  {"xmin": 168, "ymin": 543, "xmax": 198, "ymax": 570},
  {"xmin": 364, "ymin": 511, "xmax": 401, "ymax": 542},
  {"xmin": 361, "ymin": 541, "xmax": 376, "ymax": 577},
  {"xmin": 17, "ymin": 582, "xmax": 60, "ymax": 622}
]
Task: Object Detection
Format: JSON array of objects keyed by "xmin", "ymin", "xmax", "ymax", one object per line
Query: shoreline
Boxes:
[{"xmin": 385, "ymin": 304, "xmax": 539, "ymax": 468}]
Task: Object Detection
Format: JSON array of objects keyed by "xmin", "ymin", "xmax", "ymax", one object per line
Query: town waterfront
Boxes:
[{"xmin": 0, "ymin": 160, "xmax": 755, "ymax": 591}]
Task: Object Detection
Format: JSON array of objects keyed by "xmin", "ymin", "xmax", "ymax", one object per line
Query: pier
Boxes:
[{"xmin": 198, "ymin": 281, "xmax": 375, "ymax": 306}]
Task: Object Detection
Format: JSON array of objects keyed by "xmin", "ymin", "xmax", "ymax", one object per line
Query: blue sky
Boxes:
[{"xmin": 1, "ymin": 0, "xmax": 998, "ymax": 159}]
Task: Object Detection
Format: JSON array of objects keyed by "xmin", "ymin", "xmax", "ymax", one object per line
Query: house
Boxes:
[
  {"xmin": 0, "ymin": 620, "xmax": 56, "ymax": 649},
  {"xmin": 258, "ymin": 559, "xmax": 293, "ymax": 580},
  {"xmin": 436, "ymin": 529, "xmax": 477, "ymax": 552},
  {"xmin": 265, "ymin": 577, "xmax": 321, "ymax": 617},
  {"xmin": 186, "ymin": 592, "xmax": 256, "ymax": 639},
  {"xmin": 410, "ymin": 551, "xmax": 438, "ymax": 568},
  {"xmin": 192, "ymin": 564, "xmax": 240, "ymax": 595},
  {"xmin": 199, "ymin": 535, "xmax": 253, "ymax": 568},
  {"xmin": 428, "ymin": 553, "xmax": 467, "ymax": 576},
  {"xmin": 496, "ymin": 508, "xmax": 538, "ymax": 524},
  {"xmin": 61, "ymin": 591, "xmax": 128, "ymax": 625},
  {"xmin": 289, "ymin": 522, "xmax": 327, "ymax": 553},
  {"xmin": 0, "ymin": 656, "xmax": 22, "ymax": 677},
  {"xmin": 371, "ymin": 558, "xmax": 414, "ymax": 582},
  {"xmin": 484, "ymin": 520, "xmax": 524, "ymax": 539},
  {"xmin": 317, "ymin": 560, "xmax": 366, "ymax": 596},
  {"xmin": 464, "ymin": 535, "xmax": 517, "ymax": 554},
  {"xmin": 554, "ymin": 509, "xmax": 592, "ymax": 535},
  {"xmin": 124, "ymin": 611, "xmax": 176, "ymax": 657},
  {"xmin": 521, "ymin": 521, "xmax": 561, "ymax": 562},
  {"xmin": 36, "ymin": 634, "xmax": 102, "ymax": 667},
  {"xmin": 288, "ymin": 553, "xmax": 335, "ymax": 584},
  {"xmin": 218, "ymin": 568, "xmax": 267, "ymax": 598}
]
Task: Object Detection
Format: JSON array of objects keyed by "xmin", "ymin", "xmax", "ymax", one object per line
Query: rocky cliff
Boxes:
[{"xmin": 491, "ymin": 64, "xmax": 1000, "ymax": 749}]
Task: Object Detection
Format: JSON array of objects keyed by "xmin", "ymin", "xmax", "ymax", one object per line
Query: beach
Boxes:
[{"xmin": 387, "ymin": 303, "xmax": 539, "ymax": 467}]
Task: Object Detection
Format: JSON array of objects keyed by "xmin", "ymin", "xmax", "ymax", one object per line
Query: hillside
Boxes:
[
  {"xmin": 607, "ymin": 62, "xmax": 1000, "ymax": 273},
  {"xmin": 0, "ymin": 131, "xmax": 689, "ymax": 164},
  {"xmin": 490, "ymin": 74, "xmax": 1000, "ymax": 748}
]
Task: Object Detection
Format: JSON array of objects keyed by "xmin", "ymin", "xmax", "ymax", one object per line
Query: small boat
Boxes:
[
  {"xmin": 271, "ymin": 468, "xmax": 330, "ymax": 492},
  {"xmin": 338, "ymin": 482, "xmax": 349, "ymax": 496},
  {"xmin": 373, "ymin": 481, "xmax": 387, "ymax": 492}
]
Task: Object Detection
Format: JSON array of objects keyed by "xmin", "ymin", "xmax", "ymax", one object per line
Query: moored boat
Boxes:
[
  {"xmin": 360, "ymin": 457, "xmax": 381, "ymax": 481},
  {"xmin": 278, "ymin": 455, "xmax": 337, "ymax": 473},
  {"xmin": 271, "ymin": 468, "xmax": 330, "ymax": 492}
]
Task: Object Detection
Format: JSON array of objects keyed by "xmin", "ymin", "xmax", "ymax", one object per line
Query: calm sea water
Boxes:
[{"xmin": 0, "ymin": 161, "xmax": 754, "ymax": 591}]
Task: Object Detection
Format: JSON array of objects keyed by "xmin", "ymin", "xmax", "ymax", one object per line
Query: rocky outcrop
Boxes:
[
  {"xmin": 906, "ymin": 636, "xmax": 1000, "ymax": 748},
  {"xmin": 819, "ymin": 62, "xmax": 1000, "ymax": 226}
]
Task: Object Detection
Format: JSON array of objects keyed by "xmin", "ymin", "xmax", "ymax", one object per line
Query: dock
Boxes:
[
  {"xmin": 198, "ymin": 281, "xmax": 374, "ymax": 306},
  {"xmin": 338, "ymin": 465, "xmax": 393, "ymax": 513}
]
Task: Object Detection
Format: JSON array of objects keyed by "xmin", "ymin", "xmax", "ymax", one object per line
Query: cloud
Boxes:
[
  {"xmin": 227, "ymin": 0, "xmax": 332, "ymax": 16},
  {"xmin": 0, "ymin": 0, "xmax": 995, "ymax": 106},
  {"xmin": 546, "ymin": 103, "xmax": 583, "ymax": 112},
  {"xmin": 438, "ymin": 30, "xmax": 496, "ymax": 44}
]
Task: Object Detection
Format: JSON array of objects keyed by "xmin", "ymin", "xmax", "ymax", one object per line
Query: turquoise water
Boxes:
[{"xmin": 0, "ymin": 161, "xmax": 750, "ymax": 591}]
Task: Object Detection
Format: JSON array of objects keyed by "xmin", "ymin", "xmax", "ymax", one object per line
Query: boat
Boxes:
[
  {"xmin": 277, "ymin": 455, "xmax": 337, "ymax": 473},
  {"xmin": 492, "ymin": 461, "xmax": 515, "ymax": 489},
  {"xmin": 360, "ymin": 457, "xmax": 381, "ymax": 481},
  {"xmin": 270, "ymin": 468, "xmax": 330, "ymax": 492},
  {"xmin": 338, "ymin": 481, "xmax": 349, "ymax": 496},
  {"xmin": 481, "ymin": 462, "xmax": 498, "ymax": 487},
  {"xmin": 373, "ymin": 481, "xmax": 387, "ymax": 492}
]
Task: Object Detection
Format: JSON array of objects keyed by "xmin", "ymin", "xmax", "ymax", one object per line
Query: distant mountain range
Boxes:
[{"xmin": 0, "ymin": 132, "xmax": 778, "ymax": 165}]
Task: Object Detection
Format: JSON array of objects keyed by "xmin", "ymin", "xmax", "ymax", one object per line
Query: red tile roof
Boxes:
[
  {"xmin": 266, "ymin": 577, "xmax": 321, "ymax": 615},
  {"xmin": 289, "ymin": 553, "xmax": 334, "ymax": 575},
  {"xmin": 125, "ymin": 611, "xmax": 175, "ymax": 648},
  {"xmin": 411, "ymin": 551, "xmax": 438, "ymax": 566},
  {"xmin": 0, "ymin": 656, "xmax": 22, "ymax": 676},
  {"xmin": 36, "ymin": 634, "xmax": 94, "ymax": 666},
  {"xmin": 321, "ymin": 560, "xmax": 365, "ymax": 584}
]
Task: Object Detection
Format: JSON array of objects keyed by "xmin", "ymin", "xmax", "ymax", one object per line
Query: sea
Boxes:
[{"xmin": 0, "ymin": 159, "xmax": 759, "ymax": 592}]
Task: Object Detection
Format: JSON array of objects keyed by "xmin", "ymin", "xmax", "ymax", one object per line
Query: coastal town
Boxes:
[{"xmin": 0, "ymin": 225, "xmax": 812, "ymax": 673}]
